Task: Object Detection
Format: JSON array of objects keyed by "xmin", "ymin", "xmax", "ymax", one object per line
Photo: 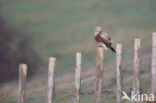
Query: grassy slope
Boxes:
[
  {"xmin": 1, "ymin": 0, "xmax": 156, "ymax": 69},
  {"xmin": 0, "ymin": 0, "xmax": 156, "ymax": 103}
]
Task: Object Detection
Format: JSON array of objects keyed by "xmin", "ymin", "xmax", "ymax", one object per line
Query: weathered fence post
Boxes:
[
  {"xmin": 48, "ymin": 57, "xmax": 56, "ymax": 103},
  {"xmin": 18, "ymin": 64, "xmax": 27, "ymax": 103},
  {"xmin": 133, "ymin": 39, "xmax": 141, "ymax": 95},
  {"xmin": 74, "ymin": 52, "xmax": 82, "ymax": 103},
  {"xmin": 94, "ymin": 47, "xmax": 104, "ymax": 103},
  {"xmin": 151, "ymin": 32, "xmax": 156, "ymax": 97},
  {"xmin": 116, "ymin": 44, "xmax": 122, "ymax": 103}
]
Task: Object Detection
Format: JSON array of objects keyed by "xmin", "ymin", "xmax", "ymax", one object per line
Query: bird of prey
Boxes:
[{"xmin": 94, "ymin": 26, "xmax": 116, "ymax": 53}]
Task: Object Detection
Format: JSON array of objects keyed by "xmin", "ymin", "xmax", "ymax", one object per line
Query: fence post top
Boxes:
[
  {"xmin": 153, "ymin": 32, "xmax": 156, "ymax": 35},
  {"xmin": 135, "ymin": 38, "xmax": 141, "ymax": 42},
  {"xmin": 49, "ymin": 57, "xmax": 56, "ymax": 62},
  {"xmin": 76, "ymin": 52, "xmax": 82, "ymax": 66},
  {"xmin": 19, "ymin": 64, "xmax": 27, "ymax": 75},
  {"xmin": 76, "ymin": 52, "xmax": 82, "ymax": 56},
  {"xmin": 19, "ymin": 64, "xmax": 27, "ymax": 68},
  {"xmin": 116, "ymin": 44, "xmax": 122, "ymax": 55},
  {"xmin": 153, "ymin": 32, "xmax": 156, "ymax": 39},
  {"xmin": 116, "ymin": 44, "xmax": 122, "ymax": 48},
  {"xmin": 97, "ymin": 46, "xmax": 104, "ymax": 52},
  {"xmin": 97, "ymin": 46, "xmax": 104, "ymax": 51}
]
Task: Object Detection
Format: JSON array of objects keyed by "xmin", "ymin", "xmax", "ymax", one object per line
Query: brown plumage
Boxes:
[{"xmin": 94, "ymin": 26, "xmax": 116, "ymax": 53}]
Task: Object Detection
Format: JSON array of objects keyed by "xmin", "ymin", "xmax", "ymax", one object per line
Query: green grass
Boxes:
[
  {"xmin": 0, "ymin": 0, "xmax": 156, "ymax": 103},
  {"xmin": 0, "ymin": 55, "xmax": 152, "ymax": 103},
  {"xmin": 1, "ymin": 0, "xmax": 156, "ymax": 70}
]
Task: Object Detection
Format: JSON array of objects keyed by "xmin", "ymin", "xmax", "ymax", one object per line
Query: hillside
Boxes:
[
  {"xmin": 0, "ymin": 47, "xmax": 152, "ymax": 103},
  {"xmin": 1, "ymin": 0, "xmax": 156, "ymax": 71},
  {"xmin": 0, "ymin": 0, "xmax": 156, "ymax": 103}
]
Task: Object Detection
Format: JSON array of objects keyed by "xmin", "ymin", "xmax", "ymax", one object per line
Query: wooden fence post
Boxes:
[
  {"xmin": 18, "ymin": 64, "xmax": 27, "ymax": 103},
  {"xmin": 74, "ymin": 52, "xmax": 82, "ymax": 103},
  {"xmin": 48, "ymin": 57, "xmax": 56, "ymax": 103},
  {"xmin": 116, "ymin": 44, "xmax": 122, "ymax": 103},
  {"xmin": 94, "ymin": 47, "xmax": 104, "ymax": 103},
  {"xmin": 133, "ymin": 39, "xmax": 141, "ymax": 95},
  {"xmin": 151, "ymin": 32, "xmax": 156, "ymax": 97}
]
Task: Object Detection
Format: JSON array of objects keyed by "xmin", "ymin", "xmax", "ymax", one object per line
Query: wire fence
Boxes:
[{"xmin": 0, "ymin": 46, "xmax": 154, "ymax": 103}]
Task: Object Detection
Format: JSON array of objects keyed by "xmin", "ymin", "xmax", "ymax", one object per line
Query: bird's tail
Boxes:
[{"xmin": 110, "ymin": 47, "xmax": 116, "ymax": 53}]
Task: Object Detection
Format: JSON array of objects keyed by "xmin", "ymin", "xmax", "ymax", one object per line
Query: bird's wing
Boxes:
[
  {"xmin": 100, "ymin": 32, "xmax": 112, "ymax": 45},
  {"xmin": 103, "ymin": 32, "xmax": 111, "ymax": 40},
  {"xmin": 99, "ymin": 32, "xmax": 116, "ymax": 53}
]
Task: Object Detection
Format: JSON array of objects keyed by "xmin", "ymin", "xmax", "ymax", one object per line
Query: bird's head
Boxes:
[{"xmin": 94, "ymin": 26, "xmax": 103, "ymax": 36}]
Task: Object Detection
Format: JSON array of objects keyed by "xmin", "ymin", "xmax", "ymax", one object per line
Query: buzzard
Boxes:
[{"xmin": 94, "ymin": 26, "xmax": 116, "ymax": 53}]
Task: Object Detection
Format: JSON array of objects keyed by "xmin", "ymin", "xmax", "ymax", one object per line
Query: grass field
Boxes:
[
  {"xmin": 1, "ymin": 0, "xmax": 156, "ymax": 70},
  {"xmin": 0, "ymin": 51, "xmax": 152, "ymax": 103},
  {"xmin": 0, "ymin": 0, "xmax": 156, "ymax": 103}
]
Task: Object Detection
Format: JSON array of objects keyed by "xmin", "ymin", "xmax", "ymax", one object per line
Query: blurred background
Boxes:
[
  {"xmin": 0, "ymin": 0, "xmax": 156, "ymax": 103},
  {"xmin": 0, "ymin": 0, "xmax": 156, "ymax": 83}
]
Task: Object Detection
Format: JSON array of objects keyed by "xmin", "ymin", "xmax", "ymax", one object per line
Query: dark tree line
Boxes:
[{"xmin": 0, "ymin": 14, "xmax": 41, "ymax": 83}]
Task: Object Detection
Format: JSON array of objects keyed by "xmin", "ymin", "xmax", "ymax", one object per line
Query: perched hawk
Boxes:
[{"xmin": 94, "ymin": 26, "xmax": 116, "ymax": 53}]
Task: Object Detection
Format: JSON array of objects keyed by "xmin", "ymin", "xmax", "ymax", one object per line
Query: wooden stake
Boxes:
[
  {"xmin": 47, "ymin": 57, "xmax": 56, "ymax": 103},
  {"xmin": 74, "ymin": 52, "xmax": 82, "ymax": 103},
  {"xmin": 133, "ymin": 39, "xmax": 141, "ymax": 95},
  {"xmin": 94, "ymin": 47, "xmax": 104, "ymax": 103},
  {"xmin": 151, "ymin": 32, "xmax": 156, "ymax": 97},
  {"xmin": 116, "ymin": 44, "xmax": 122, "ymax": 103},
  {"xmin": 18, "ymin": 64, "xmax": 27, "ymax": 103}
]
